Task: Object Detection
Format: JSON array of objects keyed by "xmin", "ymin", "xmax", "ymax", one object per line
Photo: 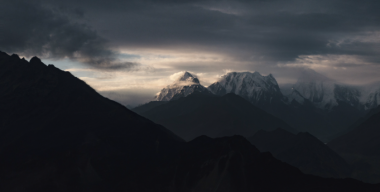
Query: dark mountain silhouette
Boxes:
[
  {"xmin": 0, "ymin": 52, "xmax": 184, "ymax": 191},
  {"xmin": 249, "ymin": 128, "xmax": 351, "ymax": 178},
  {"xmin": 1, "ymin": 51, "xmax": 380, "ymax": 191},
  {"xmin": 328, "ymin": 106, "xmax": 380, "ymax": 183},
  {"xmin": 133, "ymin": 92, "xmax": 297, "ymax": 141}
]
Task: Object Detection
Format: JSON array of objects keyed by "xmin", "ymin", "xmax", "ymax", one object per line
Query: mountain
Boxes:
[
  {"xmin": 248, "ymin": 128, "xmax": 351, "ymax": 178},
  {"xmin": 0, "ymin": 52, "xmax": 184, "ymax": 191},
  {"xmin": 208, "ymin": 71, "xmax": 284, "ymax": 107},
  {"xmin": 361, "ymin": 82, "xmax": 380, "ymax": 109},
  {"xmin": 285, "ymin": 69, "xmax": 337, "ymax": 109},
  {"xmin": 284, "ymin": 69, "xmax": 364, "ymax": 109},
  {"xmin": 207, "ymin": 71, "xmax": 333, "ymax": 141},
  {"xmin": 208, "ymin": 71, "xmax": 367, "ymax": 142},
  {"xmin": 328, "ymin": 106, "xmax": 380, "ymax": 183},
  {"xmin": 155, "ymin": 71, "xmax": 213, "ymax": 101},
  {"xmin": 134, "ymin": 92, "xmax": 297, "ymax": 141}
]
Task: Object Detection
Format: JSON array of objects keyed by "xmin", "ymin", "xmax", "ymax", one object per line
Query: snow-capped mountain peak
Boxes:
[
  {"xmin": 283, "ymin": 68, "xmax": 365, "ymax": 109},
  {"xmin": 155, "ymin": 71, "xmax": 211, "ymax": 101},
  {"xmin": 287, "ymin": 68, "xmax": 337, "ymax": 108},
  {"xmin": 176, "ymin": 71, "xmax": 200, "ymax": 84},
  {"xmin": 208, "ymin": 71, "xmax": 283, "ymax": 105}
]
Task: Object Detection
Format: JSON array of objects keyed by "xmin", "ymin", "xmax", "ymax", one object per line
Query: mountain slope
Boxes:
[
  {"xmin": 155, "ymin": 71, "xmax": 212, "ymax": 101},
  {"xmin": 0, "ymin": 52, "xmax": 184, "ymax": 191},
  {"xmin": 249, "ymin": 129, "xmax": 351, "ymax": 178},
  {"xmin": 134, "ymin": 92, "xmax": 297, "ymax": 141}
]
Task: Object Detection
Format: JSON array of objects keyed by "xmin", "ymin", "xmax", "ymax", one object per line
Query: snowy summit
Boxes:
[
  {"xmin": 208, "ymin": 71, "xmax": 283, "ymax": 105},
  {"xmin": 155, "ymin": 71, "xmax": 212, "ymax": 101}
]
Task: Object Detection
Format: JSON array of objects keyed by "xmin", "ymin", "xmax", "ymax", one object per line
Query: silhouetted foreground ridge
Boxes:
[{"xmin": 0, "ymin": 51, "xmax": 379, "ymax": 191}]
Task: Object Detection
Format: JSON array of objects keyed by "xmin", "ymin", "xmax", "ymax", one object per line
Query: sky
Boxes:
[{"xmin": 1, "ymin": 0, "xmax": 380, "ymax": 106}]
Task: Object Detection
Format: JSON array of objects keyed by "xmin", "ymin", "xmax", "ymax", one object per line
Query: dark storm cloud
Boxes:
[
  {"xmin": 2, "ymin": 0, "xmax": 380, "ymax": 70},
  {"xmin": 0, "ymin": 0, "xmax": 136, "ymax": 70},
  {"xmin": 48, "ymin": 0, "xmax": 379, "ymax": 66}
]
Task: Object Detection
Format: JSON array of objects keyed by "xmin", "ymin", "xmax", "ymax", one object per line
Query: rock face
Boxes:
[
  {"xmin": 249, "ymin": 128, "xmax": 351, "ymax": 178},
  {"xmin": 134, "ymin": 92, "xmax": 296, "ymax": 141},
  {"xmin": 155, "ymin": 71, "xmax": 212, "ymax": 101}
]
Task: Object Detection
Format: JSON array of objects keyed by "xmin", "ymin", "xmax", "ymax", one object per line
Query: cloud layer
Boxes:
[
  {"xmin": 0, "ymin": 0, "xmax": 136, "ymax": 70},
  {"xmin": 2, "ymin": 0, "xmax": 380, "ymax": 105}
]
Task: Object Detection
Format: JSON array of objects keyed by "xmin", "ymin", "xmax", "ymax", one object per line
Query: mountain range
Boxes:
[
  {"xmin": 3, "ymin": 51, "xmax": 380, "ymax": 191},
  {"xmin": 151, "ymin": 70, "xmax": 380, "ymax": 141}
]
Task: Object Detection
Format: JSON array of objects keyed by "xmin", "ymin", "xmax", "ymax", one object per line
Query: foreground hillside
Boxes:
[
  {"xmin": 0, "ymin": 51, "xmax": 379, "ymax": 191},
  {"xmin": 0, "ymin": 52, "xmax": 184, "ymax": 191}
]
